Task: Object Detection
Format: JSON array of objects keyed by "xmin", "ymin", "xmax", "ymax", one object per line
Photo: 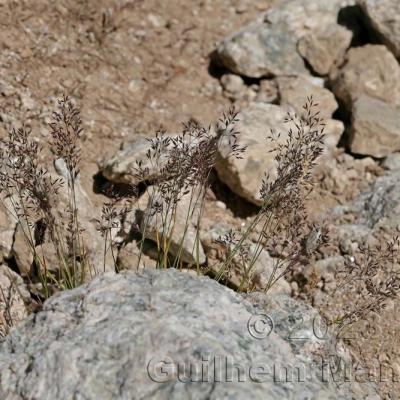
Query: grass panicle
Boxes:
[
  {"xmin": 132, "ymin": 107, "xmax": 245, "ymax": 271},
  {"xmin": 215, "ymin": 96, "xmax": 328, "ymax": 292},
  {"xmin": 0, "ymin": 96, "xmax": 88, "ymax": 298}
]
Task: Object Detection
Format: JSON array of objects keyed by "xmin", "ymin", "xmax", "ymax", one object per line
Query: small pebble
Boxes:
[{"xmin": 215, "ymin": 200, "xmax": 226, "ymax": 210}]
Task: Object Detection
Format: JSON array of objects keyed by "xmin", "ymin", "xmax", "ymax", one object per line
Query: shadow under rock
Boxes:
[
  {"xmin": 209, "ymin": 170, "xmax": 259, "ymax": 219},
  {"xmin": 92, "ymin": 172, "xmax": 144, "ymax": 199},
  {"xmin": 338, "ymin": 5, "xmax": 379, "ymax": 48}
]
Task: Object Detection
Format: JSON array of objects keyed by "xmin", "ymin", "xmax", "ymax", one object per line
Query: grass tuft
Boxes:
[{"xmin": 0, "ymin": 93, "xmax": 398, "ymax": 334}]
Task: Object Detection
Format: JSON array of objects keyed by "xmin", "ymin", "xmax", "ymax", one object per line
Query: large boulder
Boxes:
[
  {"xmin": 215, "ymin": 102, "xmax": 344, "ymax": 205},
  {"xmin": 216, "ymin": 0, "xmax": 355, "ymax": 79},
  {"xmin": 331, "ymin": 45, "xmax": 400, "ymax": 109},
  {"xmin": 0, "ymin": 269, "xmax": 378, "ymax": 399},
  {"xmin": 264, "ymin": 0, "xmax": 355, "ymax": 35},
  {"xmin": 349, "ymin": 95, "xmax": 400, "ymax": 158},
  {"xmin": 359, "ymin": 0, "xmax": 400, "ymax": 57},
  {"xmin": 216, "ymin": 20, "xmax": 309, "ymax": 78}
]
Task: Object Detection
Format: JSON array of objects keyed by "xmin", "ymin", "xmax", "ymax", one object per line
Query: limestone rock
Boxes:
[
  {"xmin": 331, "ymin": 45, "xmax": 400, "ymax": 108},
  {"xmin": 12, "ymin": 222, "xmax": 33, "ymax": 277},
  {"xmin": 333, "ymin": 169, "xmax": 400, "ymax": 229},
  {"xmin": 56, "ymin": 170, "xmax": 116, "ymax": 276},
  {"xmin": 324, "ymin": 119, "xmax": 345, "ymax": 149},
  {"xmin": 215, "ymin": 102, "xmax": 289, "ymax": 205},
  {"xmin": 264, "ymin": 0, "xmax": 356, "ymax": 37},
  {"xmin": 220, "ymin": 73, "xmax": 246, "ymax": 99},
  {"xmin": 100, "ymin": 133, "xmax": 206, "ymax": 187},
  {"xmin": 8, "ymin": 170, "xmax": 115, "ymax": 280},
  {"xmin": 100, "ymin": 135, "xmax": 158, "ymax": 185},
  {"xmin": 0, "ymin": 264, "xmax": 30, "ymax": 338},
  {"xmin": 0, "ymin": 269, "xmax": 379, "ymax": 399},
  {"xmin": 349, "ymin": 96, "xmax": 400, "ymax": 158},
  {"xmin": 202, "ymin": 223, "xmax": 291, "ymax": 294},
  {"xmin": 136, "ymin": 188, "xmax": 206, "ymax": 266},
  {"xmin": 276, "ymin": 76, "xmax": 338, "ymax": 119},
  {"xmin": 298, "ymin": 24, "xmax": 352, "ymax": 75},
  {"xmin": 382, "ymin": 153, "xmax": 400, "ymax": 170},
  {"xmin": 215, "ymin": 102, "xmax": 340, "ymax": 204},
  {"xmin": 359, "ymin": 0, "xmax": 400, "ymax": 57},
  {"xmin": 249, "ymin": 248, "xmax": 291, "ymax": 295},
  {"xmin": 216, "ymin": 0, "xmax": 356, "ymax": 79},
  {"xmin": 117, "ymin": 240, "xmax": 157, "ymax": 270},
  {"xmin": 0, "ymin": 202, "xmax": 17, "ymax": 261},
  {"xmin": 216, "ymin": 21, "xmax": 309, "ymax": 78},
  {"xmin": 303, "ymin": 256, "xmax": 345, "ymax": 283},
  {"xmin": 255, "ymin": 79, "xmax": 278, "ymax": 104}
]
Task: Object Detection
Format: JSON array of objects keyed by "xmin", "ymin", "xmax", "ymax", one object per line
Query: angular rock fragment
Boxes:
[
  {"xmin": 298, "ymin": 24, "xmax": 352, "ymax": 75},
  {"xmin": 215, "ymin": 102, "xmax": 289, "ymax": 205},
  {"xmin": 100, "ymin": 135, "xmax": 157, "ymax": 185},
  {"xmin": 216, "ymin": 0, "xmax": 356, "ymax": 79},
  {"xmin": 331, "ymin": 45, "xmax": 400, "ymax": 108},
  {"xmin": 277, "ymin": 76, "xmax": 338, "ymax": 119},
  {"xmin": 359, "ymin": 0, "xmax": 400, "ymax": 57},
  {"xmin": 117, "ymin": 240, "xmax": 157, "ymax": 270},
  {"xmin": 216, "ymin": 21, "xmax": 309, "ymax": 78},
  {"xmin": 215, "ymin": 102, "xmax": 342, "ymax": 205},
  {"xmin": 349, "ymin": 95, "xmax": 400, "ymax": 158}
]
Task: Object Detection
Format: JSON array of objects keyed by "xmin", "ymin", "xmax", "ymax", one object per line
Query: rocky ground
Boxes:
[
  {"xmin": 0, "ymin": 269, "xmax": 380, "ymax": 399},
  {"xmin": 1, "ymin": 0, "xmax": 400, "ymax": 399}
]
